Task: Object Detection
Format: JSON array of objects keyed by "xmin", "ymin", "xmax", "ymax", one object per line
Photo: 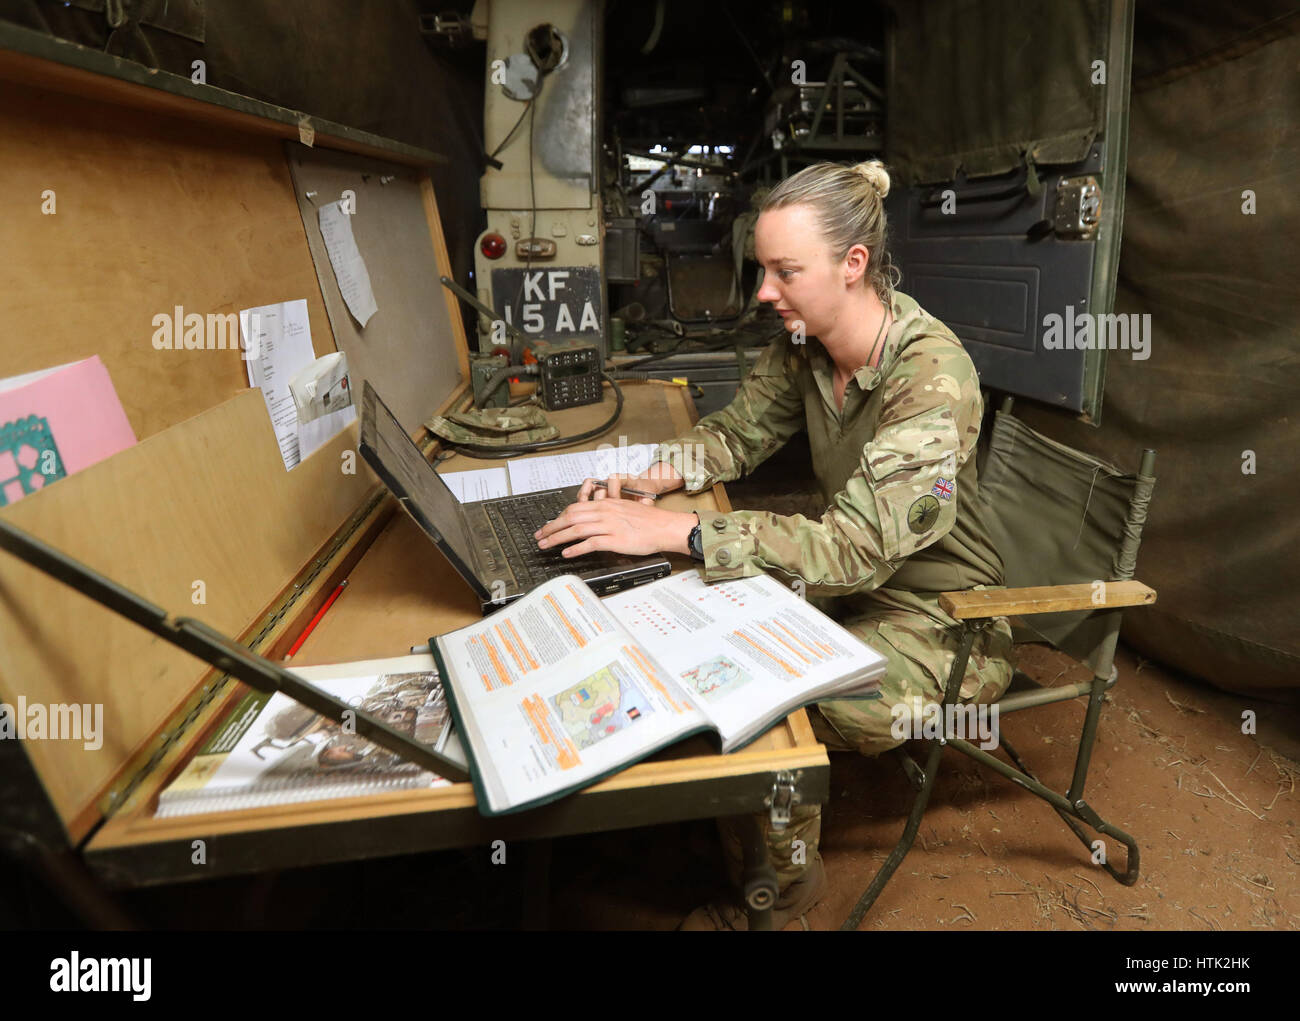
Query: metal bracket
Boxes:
[
  {"xmin": 418, "ymin": 11, "xmax": 473, "ymax": 47},
  {"xmin": 766, "ymin": 770, "xmax": 801, "ymax": 831},
  {"xmin": 1053, "ymin": 176, "xmax": 1102, "ymax": 239}
]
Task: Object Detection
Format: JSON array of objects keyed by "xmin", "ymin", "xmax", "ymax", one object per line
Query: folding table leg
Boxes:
[{"xmin": 736, "ymin": 814, "xmax": 778, "ymax": 930}]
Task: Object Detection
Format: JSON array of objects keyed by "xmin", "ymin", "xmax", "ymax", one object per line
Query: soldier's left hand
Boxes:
[{"xmin": 534, "ymin": 500, "xmax": 695, "ymax": 558}]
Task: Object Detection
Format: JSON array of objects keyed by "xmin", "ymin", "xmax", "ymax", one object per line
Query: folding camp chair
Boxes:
[{"xmin": 842, "ymin": 396, "xmax": 1158, "ymax": 930}]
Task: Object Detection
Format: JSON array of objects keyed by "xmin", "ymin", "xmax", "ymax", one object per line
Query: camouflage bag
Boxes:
[{"xmin": 425, "ymin": 405, "xmax": 559, "ymax": 447}]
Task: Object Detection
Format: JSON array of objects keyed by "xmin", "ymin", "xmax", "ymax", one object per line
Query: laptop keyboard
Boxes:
[{"xmin": 485, "ymin": 491, "xmax": 604, "ymax": 584}]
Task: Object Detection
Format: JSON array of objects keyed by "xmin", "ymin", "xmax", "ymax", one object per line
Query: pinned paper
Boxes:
[
  {"xmin": 242, "ymin": 301, "xmax": 358, "ymax": 470},
  {"xmin": 318, "ymin": 200, "xmax": 379, "ymax": 328}
]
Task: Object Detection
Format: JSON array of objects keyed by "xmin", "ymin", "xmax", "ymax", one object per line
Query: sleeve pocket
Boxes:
[{"xmin": 862, "ymin": 405, "xmax": 961, "ymax": 560}]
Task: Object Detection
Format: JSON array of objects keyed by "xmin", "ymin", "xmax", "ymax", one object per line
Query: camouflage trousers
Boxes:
[{"xmin": 718, "ymin": 610, "xmax": 1016, "ymax": 895}]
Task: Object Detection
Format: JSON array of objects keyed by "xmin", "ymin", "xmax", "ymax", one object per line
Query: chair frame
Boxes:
[{"xmin": 841, "ymin": 405, "xmax": 1157, "ymax": 931}]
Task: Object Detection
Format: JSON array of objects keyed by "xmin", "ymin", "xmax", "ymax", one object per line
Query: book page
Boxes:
[
  {"xmin": 156, "ymin": 656, "xmax": 452, "ymax": 817},
  {"xmin": 602, "ymin": 570, "xmax": 888, "ymax": 747},
  {"xmin": 435, "ymin": 575, "xmax": 708, "ymax": 814}
]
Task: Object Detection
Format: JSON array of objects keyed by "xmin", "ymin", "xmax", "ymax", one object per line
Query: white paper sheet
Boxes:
[
  {"xmin": 318, "ymin": 200, "xmax": 379, "ymax": 328},
  {"xmin": 242, "ymin": 299, "xmax": 317, "ymax": 471},
  {"xmin": 298, "ymin": 404, "xmax": 357, "ymax": 463},
  {"xmin": 439, "ymin": 466, "xmax": 510, "ymax": 502},
  {"xmin": 506, "ymin": 443, "xmax": 659, "ymax": 495}
]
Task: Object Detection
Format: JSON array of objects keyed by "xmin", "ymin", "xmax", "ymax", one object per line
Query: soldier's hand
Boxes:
[
  {"xmin": 577, "ymin": 461, "xmax": 686, "ymax": 502},
  {"xmin": 534, "ymin": 501, "xmax": 696, "ymax": 558}
]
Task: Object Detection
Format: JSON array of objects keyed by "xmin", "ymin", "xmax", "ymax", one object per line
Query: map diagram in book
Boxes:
[
  {"xmin": 551, "ymin": 663, "xmax": 653, "ymax": 751},
  {"xmin": 681, "ymin": 654, "xmax": 753, "ymax": 703},
  {"xmin": 256, "ymin": 671, "xmax": 449, "ymax": 779}
]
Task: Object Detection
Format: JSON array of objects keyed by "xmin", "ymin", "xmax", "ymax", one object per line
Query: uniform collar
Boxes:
[{"xmin": 811, "ymin": 291, "xmax": 916, "ymax": 394}]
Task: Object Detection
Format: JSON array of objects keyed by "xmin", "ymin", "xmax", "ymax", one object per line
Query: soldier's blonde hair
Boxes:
[{"xmin": 759, "ymin": 160, "xmax": 901, "ymax": 304}]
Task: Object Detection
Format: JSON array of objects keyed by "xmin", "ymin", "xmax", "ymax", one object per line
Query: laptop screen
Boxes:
[{"xmin": 358, "ymin": 382, "xmax": 486, "ymax": 597}]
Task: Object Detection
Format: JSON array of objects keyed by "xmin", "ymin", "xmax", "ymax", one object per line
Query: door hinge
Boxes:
[{"xmin": 1054, "ymin": 176, "xmax": 1102, "ymax": 239}]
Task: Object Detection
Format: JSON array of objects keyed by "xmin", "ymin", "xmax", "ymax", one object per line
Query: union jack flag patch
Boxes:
[{"xmin": 932, "ymin": 477, "xmax": 955, "ymax": 501}]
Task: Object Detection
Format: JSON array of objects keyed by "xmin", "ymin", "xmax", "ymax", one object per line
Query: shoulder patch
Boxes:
[{"xmin": 907, "ymin": 494, "xmax": 941, "ymax": 534}]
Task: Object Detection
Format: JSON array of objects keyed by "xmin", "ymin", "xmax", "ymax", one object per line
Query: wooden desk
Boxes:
[{"xmin": 80, "ymin": 382, "xmax": 830, "ymax": 889}]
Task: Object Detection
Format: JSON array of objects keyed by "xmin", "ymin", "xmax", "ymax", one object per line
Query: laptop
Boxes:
[{"xmin": 358, "ymin": 381, "xmax": 672, "ymax": 614}]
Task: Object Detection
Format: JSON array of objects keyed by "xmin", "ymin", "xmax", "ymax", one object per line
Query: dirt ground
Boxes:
[{"xmin": 541, "ymin": 640, "xmax": 1300, "ymax": 930}]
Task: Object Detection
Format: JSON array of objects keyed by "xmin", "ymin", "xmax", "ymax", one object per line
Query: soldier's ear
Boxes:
[{"xmin": 843, "ymin": 243, "xmax": 871, "ymax": 287}]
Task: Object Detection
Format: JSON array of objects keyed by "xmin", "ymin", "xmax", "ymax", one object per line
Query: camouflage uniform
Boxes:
[{"xmin": 652, "ymin": 290, "xmax": 1016, "ymax": 893}]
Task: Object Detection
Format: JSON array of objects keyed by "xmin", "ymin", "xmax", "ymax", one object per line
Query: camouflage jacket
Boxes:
[{"xmin": 652, "ymin": 290, "xmax": 1006, "ymax": 627}]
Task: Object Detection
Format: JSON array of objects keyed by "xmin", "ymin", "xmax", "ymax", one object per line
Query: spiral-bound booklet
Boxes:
[{"xmin": 155, "ymin": 654, "xmax": 455, "ymax": 818}]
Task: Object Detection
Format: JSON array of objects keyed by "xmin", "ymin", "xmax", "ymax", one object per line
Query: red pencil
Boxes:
[{"xmin": 284, "ymin": 579, "xmax": 348, "ymax": 660}]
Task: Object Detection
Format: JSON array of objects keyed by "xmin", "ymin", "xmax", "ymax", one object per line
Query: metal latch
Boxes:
[
  {"xmin": 1053, "ymin": 176, "xmax": 1102, "ymax": 239},
  {"xmin": 419, "ymin": 11, "xmax": 473, "ymax": 46},
  {"xmin": 766, "ymin": 770, "xmax": 801, "ymax": 830}
]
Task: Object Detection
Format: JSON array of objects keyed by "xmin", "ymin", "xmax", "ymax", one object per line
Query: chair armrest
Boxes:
[{"xmin": 939, "ymin": 580, "xmax": 1157, "ymax": 620}]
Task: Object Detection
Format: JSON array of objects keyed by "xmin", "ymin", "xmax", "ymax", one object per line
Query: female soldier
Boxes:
[{"xmin": 533, "ymin": 160, "xmax": 1015, "ymax": 929}]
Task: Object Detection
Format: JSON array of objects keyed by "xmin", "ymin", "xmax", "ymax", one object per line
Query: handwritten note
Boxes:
[
  {"xmin": 506, "ymin": 443, "xmax": 659, "ymax": 495},
  {"xmin": 318, "ymin": 200, "xmax": 379, "ymax": 328}
]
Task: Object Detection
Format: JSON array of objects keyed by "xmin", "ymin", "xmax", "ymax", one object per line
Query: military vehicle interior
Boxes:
[{"xmin": 0, "ymin": 0, "xmax": 1295, "ymax": 937}]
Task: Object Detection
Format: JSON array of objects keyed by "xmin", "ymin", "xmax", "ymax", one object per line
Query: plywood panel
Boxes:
[
  {"xmin": 0, "ymin": 390, "xmax": 372, "ymax": 839},
  {"xmin": 287, "ymin": 146, "xmax": 468, "ymax": 431},
  {"xmin": 0, "ymin": 78, "xmax": 336, "ymax": 440}
]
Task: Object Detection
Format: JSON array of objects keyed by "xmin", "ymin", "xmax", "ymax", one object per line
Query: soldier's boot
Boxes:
[
  {"xmin": 677, "ymin": 852, "xmax": 826, "ymax": 930},
  {"xmin": 678, "ymin": 804, "xmax": 825, "ymax": 930}
]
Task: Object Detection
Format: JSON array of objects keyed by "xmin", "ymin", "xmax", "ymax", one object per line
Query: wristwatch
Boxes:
[{"xmin": 687, "ymin": 513, "xmax": 704, "ymax": 561}]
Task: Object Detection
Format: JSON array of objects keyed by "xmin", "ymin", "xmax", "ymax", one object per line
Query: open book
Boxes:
[
  {"xmin": 155, "ymin": 655, "xmax": 455, "ymax": 817},
  {"xmin": 432, "ymin": 569, "xmax": 887, "ymax": 816}
]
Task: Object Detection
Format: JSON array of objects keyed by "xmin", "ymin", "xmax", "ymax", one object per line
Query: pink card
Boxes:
[{"xmin": 0, "ymin": 356, "xmax": 137, "ymax": 506}]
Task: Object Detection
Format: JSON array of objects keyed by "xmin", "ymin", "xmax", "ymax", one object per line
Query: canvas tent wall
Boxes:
[
  {"xmin": 1013, "ymin": 2, "xmax": 1300, "ymax": 697},
  {"xmin": 887, "ymin": 0, "xmax": 1299, "ymax": 698}
]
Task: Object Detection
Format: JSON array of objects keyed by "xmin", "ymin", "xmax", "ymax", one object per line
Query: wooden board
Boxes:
[
  {"xmin": 287, "ymin": 146, "xmax": 469, "ymax": 432},
  {"xmin": 0, "ymin": 390, "xmax": 371, "ymax": 840},
  {"xmin": 0, "ymin": 32, "xmax": 445, "ymax": 171},
  {"xmin": 0, "ymin": 44, "xmax": 473, "ymax": 842},
  {"xmin": 0, "ymin": 77, "xmax": 338, "ymax": 441},
  {"xmin": 940, "ymin": 580, "xmax": 1157, "ymax": 619}
]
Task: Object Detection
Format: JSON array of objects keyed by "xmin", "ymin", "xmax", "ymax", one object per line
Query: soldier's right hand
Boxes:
[{"xmin": 578, "ymin": 461, "xmax": 685, "ymax": 502}]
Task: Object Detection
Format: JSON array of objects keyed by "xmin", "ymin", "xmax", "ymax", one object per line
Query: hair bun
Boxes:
[{"xmin": 853, "ymin": 160, "xmax": 890, "ymax": 199}]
